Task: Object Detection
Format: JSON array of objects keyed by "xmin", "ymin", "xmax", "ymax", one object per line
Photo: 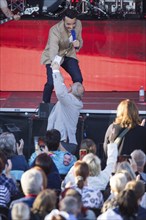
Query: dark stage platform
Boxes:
[
  {"xmin": 0, "ymin": 91, "xmax": 146, "ymax": 115},
  {"xmin": 0, "ymin": 91, "xmax": 146, "ymax": 160}
]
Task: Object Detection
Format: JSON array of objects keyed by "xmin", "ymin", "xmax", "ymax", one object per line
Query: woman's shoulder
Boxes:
[
  {"xmin": 107, "ymin": 123, "xmax": 123, "ymax": 137},
  {"xmin": 133, "ymin": 124, "xmax": 146, "ymax": 131},
  {"xmin": 107, "ymin": 123, "xmax": 122, "ymax": 131}
]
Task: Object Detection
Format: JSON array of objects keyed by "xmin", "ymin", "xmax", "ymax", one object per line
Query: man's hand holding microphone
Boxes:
[{"xmin": 71, "ymin": 29, "xmax": 80, "ymax": 50}]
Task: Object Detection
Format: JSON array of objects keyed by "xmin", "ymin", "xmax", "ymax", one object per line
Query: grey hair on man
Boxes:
[
  {"xmin": 21, "ymin": 168, "xmax": 43, "ymax": 195},
  {"xmin": 71, "ymin": 82, "xmax": 84, "ymax": 100},
  {"xmin": 0, "ymin": 132, "xmax": 16, "ymax": 155},
  {"xmin": 59, "ymin": 196, "xmax": 80, "ymax": 216}
]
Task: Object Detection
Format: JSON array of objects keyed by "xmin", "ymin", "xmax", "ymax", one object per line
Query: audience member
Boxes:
[
  {"xmin": 98, "ymin": 189, "xmax": 138, "ymax": 220},
  {"xmin": 99, "ymin": 179, "xmax": 146, "ymax": 220},
  {"xmin": 97, "ymin": 209, "xmax": 123, "ymax": 220},
  {"xmin": 0, "ymin": 151, "xmax": 19, "ymax": 201},
  {"xmin": 64, "ymin": 160, "xmax": 103, "ymax": 209},
  {"xmin": 0, "ymin": 132, "xmax": 28, "ymax": 181},
  {"xmin": 125, "ymin": 180, "xmax": 146, "ymax": 218},
  {"xmin": 109, "ymin": 172, "xmax": 128, "ymax": 197},
  {"xmin": 112, "ymin": 189, "xmax": 139, "ymax": 220},
  {"xmin": 45, "ymin": 196, "xmax": 80, "ymax": 220},
  {"xmin": 31, "ymin": 166, "xmax": 48, "ymax": 190},
  {"xmin": 29, "ymin": 130, "xmax": 76, "ymax": 176},
  {"xmin": 79, "ymin": 138, "xmax": 97, "ymax": 155},
  {"xmin": 34, "ymin": 153, "xmax": 62, "ymax": 192},
  {"xmin": 10, "ymin": 168, "xmax": 44, "ymax": 210},
  {"xmin": 101, "ymin": 172, "xmax": 128, "ymax": 213},
  {"xmin": 102, "ymin": 159, "xmax": 137, "ymax": 201},
  {"xmin": 11, "ymin": 202, "xmax": 30, "ymax": 220},
  {"xmin": 62, "ymin": 138, "xmax": 97, "ymax": 186},
  {"xmin": 131, "ymin": 149, "xmax": 146, "ymax": 182},
  {"xmin": 0, "ymin": 185, "xmax": 10, "ymax": 219},
  {"xmin": 59, "ymin": 196, "xmax": 80, "ymax": 220},
  {"xmin": 116, "ymin": 161, "xmax": 136, "ymax": 180},
  {"xmin": 103, "ymin": 99, "xmax": 146, "ymax": 157},
  {"xmin": 62, "ymin": 188, "xmax": 96, "ymax": 220},
  {"xmin": 62, "ymin": 143, "xmax": 118, "ymax": 191},
  {"xmin": 45, "ymin": 209, "xmax": 70, "ymax": 220},
  {"xmin": 31, "ymin": 189, "xmax": 57, "ymax": 220},
  {"xmin": 47, "ymin": 62, "xmax": 84, "ymax": 154},
  {"xmin": 28, "ymin": 136, "xmax": 48, "ymax": 167},
  {"xmin": 0, "ymin": 185, "xmax": 10, "ymax": 207},
  {"xmin": 47, "ymin": 129, "xmax": 76, "ymax": 175}
]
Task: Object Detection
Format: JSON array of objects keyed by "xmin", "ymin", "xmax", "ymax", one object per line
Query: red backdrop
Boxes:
[{"xmin": 0, "ymin": 19, "xmax": 146, "ymax": 91}]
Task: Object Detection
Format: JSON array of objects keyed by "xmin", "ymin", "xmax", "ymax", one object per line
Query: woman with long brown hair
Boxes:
[{"xmin": 103, "ymin": 99, "xmax": 146, "ymax": 156}]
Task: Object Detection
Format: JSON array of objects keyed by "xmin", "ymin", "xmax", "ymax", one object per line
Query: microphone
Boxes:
[
  {"xmin": 71, "ymin": 29, "xmax": 79, "ymax": 50},
  {"xmin": 71, "ymin": 29, "xmax": 76, "ymax": 41}
]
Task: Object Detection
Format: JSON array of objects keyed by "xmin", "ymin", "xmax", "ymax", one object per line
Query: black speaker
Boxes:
[
  {"xmin": 143, "ymin": 0, "xmax": 146, "ymax": 13},
  {"xmin": 82, "ymin": 114, "xmax": 116, "ymax": 159},
  {"xmin": 38, "ymin": 103, "xmax": 55, "ymax": 118},
  {"xmin": 0, "ymin": 114, "xmax": 30, "ymax": 160}
]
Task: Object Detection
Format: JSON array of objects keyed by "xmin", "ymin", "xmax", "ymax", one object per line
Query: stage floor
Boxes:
[{"xmin": 0, "ymin": 91, "xmax": 146, "ymax": 115}]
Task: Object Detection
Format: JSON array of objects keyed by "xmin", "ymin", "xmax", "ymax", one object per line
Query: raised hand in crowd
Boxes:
[
  {"xmin": 5, "ymin": 159, "xmax": 12, "ymax": 178},
  {"xmin": 16, "ymin": 139, "xmax": 24, "ymax": 155},
  {"xmin": 141, "ymin": 118, "xmax": 146, "ymax": 126}
]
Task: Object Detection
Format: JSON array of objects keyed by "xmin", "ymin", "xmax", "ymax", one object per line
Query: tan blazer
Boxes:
[{"xmin": 41, "ymin": 19, "xmax": 83, "ymax": 65}]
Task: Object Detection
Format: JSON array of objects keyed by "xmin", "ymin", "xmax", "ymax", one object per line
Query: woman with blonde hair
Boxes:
[
  {"xmin": 103, "ymin": 99, "xmax": 146, "ymax": 156},
  {"xmin": 62, "ymin": 142, "xmax": 118, "ymax": 192},
  {"xmin": 101, "ymin": 172, "xmax": 128, "ymax": 213}
]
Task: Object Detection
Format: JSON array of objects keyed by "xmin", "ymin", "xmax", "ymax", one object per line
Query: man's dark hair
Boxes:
[
  {"xmin": 35, "ymin": 153, "xmax": 53, "ymax": 175},
  {"xmin": 45, "ymin": 129, "xmax": 61, "ymax": 151},
  {"xmin": 64, "ymin": 8, "xmax": 78, "ymax": 19}
]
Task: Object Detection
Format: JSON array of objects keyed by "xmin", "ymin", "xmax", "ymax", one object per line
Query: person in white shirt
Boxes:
[
  {"xmin": 47, "ymin": 62, "xmax": 84, "ymax": 154},
  {"xmin": 62, "ymin": 143, "xmax": 118, "ymax": 191}
]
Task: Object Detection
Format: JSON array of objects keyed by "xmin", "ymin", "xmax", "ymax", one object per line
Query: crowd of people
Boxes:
[
  {"xmin": 0, "ymin": 123, "xmax": 146, "ymax": 220},
  {"xmin": 0, "ymin": 4, "xmax": 146, "ymax": 220},
  {"xmin": 0, "ymin": 97, "xmax": 146, "ymax": 219}
]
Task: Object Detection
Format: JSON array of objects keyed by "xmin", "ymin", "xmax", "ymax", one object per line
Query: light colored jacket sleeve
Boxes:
[
  {"xmin": 52, "ymin": 71, "xmax": 73, "ymax": 106},
  {"xmin": 99, "ymin": 143, "xmax": 118, "ymax": 189},
  {"xmin": 76, "ymin": 20, "xmax": 83, "ymax": 50},
  {"xmin": 61, "ymin": 165, "xmax": 75, "ymax": 190},
  {"xmin": 41, "ymin": 26, "xmax": 60, "ymax": 64}
]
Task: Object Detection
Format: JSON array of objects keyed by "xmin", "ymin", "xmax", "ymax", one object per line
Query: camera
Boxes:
[
  {"xmin": 39, "ymin": 145, "xmax": 45, "ymax": 151},
  {"xmin": 79, "ymin": 149, "xmax": 87, "ymax": 160}
]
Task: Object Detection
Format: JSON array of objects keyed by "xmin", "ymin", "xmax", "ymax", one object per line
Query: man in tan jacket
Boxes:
[{"xmin": 41, "ymin": 8, "xmax": 83, "ymax": 103}]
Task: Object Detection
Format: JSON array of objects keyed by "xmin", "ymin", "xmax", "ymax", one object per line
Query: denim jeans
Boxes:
[{"xmin": 43, "ymin": 57, "xmax": 83, "ymax": 103}]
